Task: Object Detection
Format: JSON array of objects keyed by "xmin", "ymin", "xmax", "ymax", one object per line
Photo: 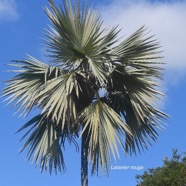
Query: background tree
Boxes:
[
  {"xmin": 2, "ymin": 0, "xmax": 168, "ymax": 186},
  {"xmin": 136, "ymin": 149, "xmax": 186, "ymax": 186}
]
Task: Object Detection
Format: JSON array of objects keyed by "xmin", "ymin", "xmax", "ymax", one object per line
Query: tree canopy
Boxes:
[{"xmin": 136, "ymin": 149, "xmax": 186, "ymax": 186}]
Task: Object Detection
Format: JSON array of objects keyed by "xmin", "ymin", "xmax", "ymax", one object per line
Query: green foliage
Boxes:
[
  {"xmin": 136, "ymin": 149, "xmax": 186, "ymax": 186},
  {"xmin": 2, "ymin": 0, "xmax": 168, "ymax": 177}
]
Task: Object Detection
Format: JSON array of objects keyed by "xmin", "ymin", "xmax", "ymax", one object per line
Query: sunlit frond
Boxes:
[
  {"xmin": 80, "ymin": 101, "xmax": 133, "ymax": 175},
  {"xmin": 2, "ymin": 56, "xmax": 63, "ymax": 117},
  {"xmin": 36, "ymin": 71, "xmax": 80, "ymax": 128},
  {"xmin": 45, "ymin": 0, "xmax": 119, "ymax": 85}
]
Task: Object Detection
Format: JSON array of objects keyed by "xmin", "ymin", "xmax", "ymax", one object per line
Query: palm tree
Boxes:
[{"xmin": 2, "ymin": 0, "xmax": 168, "ymax": 186}]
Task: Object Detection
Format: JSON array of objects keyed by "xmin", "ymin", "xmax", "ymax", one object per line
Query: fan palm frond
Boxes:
[
  {"xmin": 80, "ymin": 100, "xmax": 133, "ymax": 175},
  {"xmin": 2, "ymin": 56, "xmax": 63, "ymax": 117},
  {"xmin": 111, "ymin": 26, "xmax": 164, "ymax": 78},
  {"xmin": 17, "ymin": 111, "xmax": 73, "ymax": 174},
  {"xmin": 36, "ymin": 71, "xmax": 81, "ymax": 127},
  {"xmin": 104, "ymin": 27, "xmax": 168, "ymax": 155},
  {"xmin": 45, "ymin": 0, "xmax": 119, "ymax": 85}
]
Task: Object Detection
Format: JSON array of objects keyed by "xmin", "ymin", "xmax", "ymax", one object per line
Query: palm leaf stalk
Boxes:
[{"xmin": 2, "ymin": 0, "xmax": 168, "ymax": 186}]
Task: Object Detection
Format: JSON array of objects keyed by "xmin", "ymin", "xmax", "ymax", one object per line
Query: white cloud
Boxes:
[
  {"xmin": 99, "ymin": 0, "xmax": 186, "ymax": 70},
  {"xmin": 0, "ymin": 0, "xmax": 19, "ymax": 21}
]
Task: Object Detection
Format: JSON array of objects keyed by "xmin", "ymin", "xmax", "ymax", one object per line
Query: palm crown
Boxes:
[{"xmin": 2, "ymin": 0, "xmax": 167, "ymax": 183}]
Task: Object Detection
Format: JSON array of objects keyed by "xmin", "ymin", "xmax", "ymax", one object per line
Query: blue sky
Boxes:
[{"xmin": 0, "ymin": 0, "xmax": 186, "ymax": 186}]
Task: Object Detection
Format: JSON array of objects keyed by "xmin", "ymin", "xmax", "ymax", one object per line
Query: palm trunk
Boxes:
[{"xmin": 81, "ymin": 126, "xmax": 89, "ymax": 186}]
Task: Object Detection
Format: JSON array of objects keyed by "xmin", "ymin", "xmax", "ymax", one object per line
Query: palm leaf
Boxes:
[
  {"xmin": 2, "ymin": 56, "xmax": 63, "ymax": 117},
  {"xmin": 17, "ymin": 112, "xmax": 69, "ymax": 174},
  {"xmin": 79, "ymin": 101, "xmax": 133, "ymax": 175},
  {"xmin": 44, "ymin": 0, "xmax": 119, "ymax": 85},
  {"xmin": 36, "ymin": 71, "xmax": 80, "ymax": 128},
  {"xmin": 111, "ymin": 26, "xmax": 164, "ymax": 78},
  {"xmin": 103, "ymin": 27, "xmax": 168, "ymax": 154}
]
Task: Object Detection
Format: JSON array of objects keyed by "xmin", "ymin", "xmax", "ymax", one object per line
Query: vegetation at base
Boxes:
[{"xmin": 136, "ymin": 149, "xmax": 186, "ymax": 186}]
